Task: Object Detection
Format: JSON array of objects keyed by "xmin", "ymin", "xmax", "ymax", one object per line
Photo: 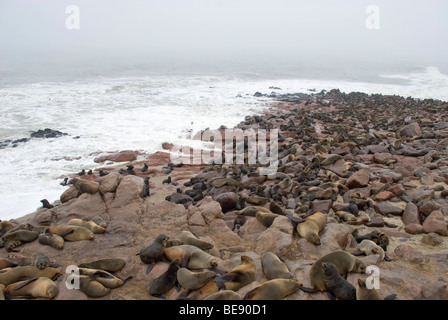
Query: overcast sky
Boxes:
[{"xmin": 0, "ymin": 0, "xmax": 447, "ymax": 75}]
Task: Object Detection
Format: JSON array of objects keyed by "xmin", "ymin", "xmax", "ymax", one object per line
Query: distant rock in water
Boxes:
[
  {"xmin": 0, "ymin": 128, "xmax": 69, "ymax": 149},
  {"xmin": 30, "ymin": 128, "xmax": 68, "ymax": 139}
]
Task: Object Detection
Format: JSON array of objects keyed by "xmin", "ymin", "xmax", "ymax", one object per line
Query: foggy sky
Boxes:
[{"xmin": 0, "ymin": 0, "xmax": 447, "ymax": 75}]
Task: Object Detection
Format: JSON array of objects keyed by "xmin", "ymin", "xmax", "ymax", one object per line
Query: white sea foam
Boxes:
[{"xmin": 0, "ymin": 67, "xmax": 447, "ymax": 220}]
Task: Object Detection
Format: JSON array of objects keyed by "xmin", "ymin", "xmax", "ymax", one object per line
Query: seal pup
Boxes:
[
  {"xmin": 68, "ymin": 178, "xmax": 99, "ymax": 194},
  {"xmin": 262, "ymin": 252, "xmax": 293, "ymax": 280},
  {"xmin": 99, "ymin": 170, "xmax": 109, "ymax": 177},
  {"xmin": 176, "ymin": 231, "xmax": 213, "ymax": 250},
  {"xmin": 141, "ymin": 163, "xmax": 148, "ymax": 172},
  {"xmin": 321, "ymin": 262, "xmax": 356, "ymax": 300},
  {"xmin": 32, "ymin": 252, "xmax": 51, "ymax": 270},
  {"xmin": 356, "ymin": 278, "xmax": 398, "ymax": 300},
  {"xmin": 60, "ymin": 177, "xmax": 69, "ymax": 186},
  {"xmin": 40, "ymin": 199, "xmax": 54, "ymax": 209},
  {"xmin": 77, "ymin": 169, "xmax": 85, "ymax": 176},
  {"xmin": 176, "ymin": 268, "xmax": 217, "ymax": 298},
  {"xmin": 78, "ymin": 275, "xmax": 111, "ymax": 298},
  {"xmin": 162, "ymin": 176, "xmax": 172, "ymax": 184},
  {"xmin": 301, "ymin": 251, "xmax": 367, "ymax": 293},
  {"xmin": 163, "ymin": 245, "xmax": 218, "ymax": 270},
  {"xmin": 353, "ymin": 239, "xmax": 386, "ymax": 262},
  {"xmin": 4, "ymin": 277, "xmax": 59, "ymax": 299},
  {"xmin": 48, "ymin": 225, "xmax": 94, "ymax": 241},
  {"xmin": 244, "ymin": 279, "xmax": 302, "ymax": 300},
  {"xmin": 38, "ymin": 233, "xmax": 65, "ymax": 250},
  {"xmin": 214, "ymin": 255, "xmax": 257, "ymax": 291},
  {"xmin": 138, "ymin": 234, "xmax": 169, "ymax": 275},
  {"xmin": 148, "ymin": 260, "xmax": 180, "ymax": 299},
  {"xmin": 287, "ymin": 211, "xmax": 327, "ymax": 245},
  {"xmin": 68, "ymin": 218, "xmax": 106, "ymax": 234}
]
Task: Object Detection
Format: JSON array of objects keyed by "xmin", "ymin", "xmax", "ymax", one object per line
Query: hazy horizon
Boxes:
[{"xmin": 1, "ymin": 0, "xmax": 447, "ymax": 81}]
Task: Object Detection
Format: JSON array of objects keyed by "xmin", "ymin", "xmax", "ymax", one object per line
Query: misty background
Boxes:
[{"xmin": 0, "ymin": 0, "xmax": 447, "ymax": 82}]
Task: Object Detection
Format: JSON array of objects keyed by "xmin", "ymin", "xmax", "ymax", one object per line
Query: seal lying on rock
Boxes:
[
  {"xmin": 138, "ymin": 234, "xmax": 169, "ymax": 275},
  {"xmin": 68, "ymin": 178, "xmax": 99, "ymax": 194},
  {"xmin": 287, "ymin": 211, "xmax": 327, "ymax": 245}
]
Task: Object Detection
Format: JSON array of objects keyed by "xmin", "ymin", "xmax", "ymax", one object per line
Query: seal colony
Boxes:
[{"xmin": 2, "ymin": 89, "xmax": 448, "ymax": 300}]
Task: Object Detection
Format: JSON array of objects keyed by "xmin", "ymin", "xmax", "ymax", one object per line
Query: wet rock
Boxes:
[{"xmin": 94, "ymin": 150, "xmax": 138, "ymax": 163}]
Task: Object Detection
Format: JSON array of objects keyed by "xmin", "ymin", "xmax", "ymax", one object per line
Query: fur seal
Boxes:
[
  {"xmin": 138, "ymin": 234, "xmax": 169, "ymax": 274},
  {"xmin": 78, "ymin": 268, "xmax": 130, "ymax": 289},
  {"xmin": 0, "ymin": 220, "xmax": 13, "ymax": 236},
  {"xmin": 211, "ymin": 178, "xmax": 240, "ymax": 189},
  {"xmin": 1, "ymin": 230, "xmax": 39, "ymax": 243},
  {"xmin": 40, "ymin": 199, "xmax": 54, "ymax": 209},
  {"xmin": 304, "ymin": 251, "xmax": 366, "ymax": 292},
  {"xmin": 78, "ymin": 259, "xmax": 126, "ymax": 273},
  {"xmin": 0, "ymin": 284, "xmax": 4, "ymax": 300},
  {"xmin": 68, "ymin": 218, "xmax": 106, "ymax": 234},
  {"xmin": 141, "ymin": 163, "xmax": 148, "ymax": 172},
  {"xmin": 38, "ymin": 233, "xmax": 65, "ymax": 250},
  {"xmin": 288, "ymin": 211, "xmax": 327, "ymax": 245},
  {"xmin": 236, "ymin": 206, "xmax": 272, "ymax": 217},
  {"xmin": 356, "ymin": 239, "xmax": 385, "ymax": 262},
  {"xmin": 166, "ymin": 239, "xmax": 184, "ymax": 247},
  {"xmin": 203, "ymin": 290, "xmax": 242, "ymax": 300},
  {"xmin": 214, "ymin": 255, "xmax": 257, "ymax": 291},
  {"xmin": 322, "ymin": 262, "xmax": 356, "ymax": 300},
  {"xmin": 356, "ymin": 278, "xmax": 395, "ymax": 300},
  {"xmin": 0, "ymin": 266, "xmax": 62, "ymax": 286},
  {"xmin": 32, "ymin": 252, "xmax": 51, "ymax": 270},
  {"xmin": 262, "ymin": 252, "xmax": 293, "ymax": 280},
  {"xmin": 0, "ymin": 258, "xmax": 17, "ymax": 270},
  {"xmin": 4, "ymin": 277, "xmax": 59, "ymax": 299},
  {"xmin": 256, "ymin": 210, "xmax": 280, "ymax": 228},
  {"xmin": 148, "ymin": 260, "xmax": 180, "ymax": 298},
  {"xmin": 79, "ymin": 275, "xmax": 111, "ymax": 298},
  {"xmin": 176, "ymin": 231, "xmax": 213, "ymax": 250},
  {"xmin": 164, "ymin": 245, "xmax": 218, "ymax": 270},
  {"xmin": 48, "ymin": 225, "xmax": 94, "ymax": 241},
  {"xmin": 244, "ymin": 279, "xmax": 302, "ymax": 300},
  {"xmin": 91, "ymin": 216, "xmax": 107, "ymax": 228},
  {"xmin": 68, "ymin": 178, "xmax": 99, "ymax": 194},
  {"xmin": 176, "ymin": 268, "xmax": 217, "ymax": 290}
]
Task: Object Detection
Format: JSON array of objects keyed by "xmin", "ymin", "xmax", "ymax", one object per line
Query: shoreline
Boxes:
[{"xmin": 3, "ymin": 88, "xmax": 448, "ymax": 300}]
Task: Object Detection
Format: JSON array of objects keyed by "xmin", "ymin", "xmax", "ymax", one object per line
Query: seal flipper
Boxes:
[
  {"xmin": 181, "ymin": 254, "xmax": 191, "ymax": 269},
  {"xmin": 384, "ymin": 253, "xmax": 393, "ymax": 262},
  {"xmin": 13, "ymin": 278, "xmax": 38, "ymax": 291},
  {"xmin": 327, "ymin": 291, "xmax": 337, "ymax": 300},
  {"xmin": 285, "ymin": 214, "xmax": 307, "ymax": 225},
  {"xmin": 299, "ymin": 286, "xmax": 319, "ymax": 293},
  {"xmin": 58, "ymin": 228, "xmax": 75, "ymax": 238},
  {"xmin": 384, "ymin": 293, "xmax": 397, "ymax": 300},
  {"xmin": 351, "ymin": 251, "xmax": 365, "ymax": 256},
  {"xmin": 214, "ymin": 272, "xmax": 241, "ymax": 290},
  {"xmin": 145, "ymin": 263, "xmax": 155, "ymax": 275},
  {"xmin": 208, "ymin": 267, "xmax": 225, "ymax": 275}
]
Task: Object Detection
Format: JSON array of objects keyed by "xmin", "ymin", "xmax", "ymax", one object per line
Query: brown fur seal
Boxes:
[
  {"xmin": 138, "ymin": 234, "xmax": 169, "ymax": 275},
  {"xmin": 78, "ymin": 275, "xmax": 111, "ymax": 298},
  {"xmin": 1, "ymin": 230, "xmax": 39, "ymax": 243},
  {"xmin": 48, "ymin": 225, "xmax": 94, "ymax": 241},
  {"xmin": 304, "ymin": 251, "xmax": 366, "ymax": 292},
  {"xmin": 148, "ymin": 260, "xmax": 180, "ymax": 298},
  {"xmin": 0, "ymin": 258, "xmax": 17, "ymax": 270},
  {"xmin": 237, "ymin": 206, "xmax": 272, "ymax": 217},
  {"xmin": 176, "ymin": 268, "xmax": 216, "ymax": 290},
  {"xmin": 322, "ymin": 262, "xmax": 356, "ymax": 300},
  {"xmin": 78, "ymin": 268, "xmax": 130, "ymax": 289},
  {"xmin": 356, "ymin": 239, "xmax": 385, "ymax": 261},
  {"xmin": 244, "ymin": 279, "xmax": 302, "ymax": 300},
  {"xmin": 214, "ymin": 255, "xmax": 257, "ymax": 291},
  {"xmin": 78, "ymin": 258, "xmax": 126, "ymax": 273},
  {"xmin": 68, "ymin": 218, "xmax": 106, "ymax": 234},
  {"xmin": 0, "ymin": 221, "xmax": 13, "ymax": 236},
  {"xmin": 288, "ymin": 211, "xmax": 327, "ymax": 245},
  {"xmin": 176, "ymin": 231, "xmax": 213, "ymax": 250},
  {"xmin": 38, "ymin": 233, "xmax": 65, "ymax": 250},
  {"xmin": 4, "ymin": 277, "xmax": 59, "ymax": 299},
  {"xmin": 203, "ymin": 290, "xmax": 242, "ymax": 300},
  {"xmin": 0, "ymin": 266, "xmax": 62, "ymax": 286},
  {"xmin": 4, "ymin": 240, "xmax": 22, "ymax": 252},
  {"xmin": 164, "ymin": 245, "xmax": 218, "ymax": 270},
  {"xmin": 262, "ymin": 252, "xmax": 293, "ymax": 280},
  {"xmin": 255, "ymin": 210, "xmax": 280, "ymax": 228},
  {"xmin": 211, "ymin": 178, "xmax": 240, "ymax": 189},
  {"xmin": 0, "ymin": 284, "xmax": 4, "ymax": 300},
  {"xmin": 68, "ymin": 177, "xmax": 99, "ymax": 194},
  {"xmin": 166, "ymin": 239, "xmax": 184, "ymax": 247}
]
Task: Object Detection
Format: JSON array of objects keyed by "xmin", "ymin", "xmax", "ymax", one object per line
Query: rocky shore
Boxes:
[{"xmin": 1, "ymin": 89, "xmax": 448, "ymax": 300}]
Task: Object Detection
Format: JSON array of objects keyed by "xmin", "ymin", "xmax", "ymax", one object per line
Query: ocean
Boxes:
[{"xmin": 1, "ymin": 64, "xmax": 447, "ymax": 221}]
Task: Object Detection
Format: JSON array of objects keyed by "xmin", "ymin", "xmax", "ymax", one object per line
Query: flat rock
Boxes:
[
  {"xmin": 346, "ymin": 169, "xmax": 370, "ymax": 189},
  {"xmin": 374, "ymin": 201, "xmax": 404, "ymax": 216}
]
